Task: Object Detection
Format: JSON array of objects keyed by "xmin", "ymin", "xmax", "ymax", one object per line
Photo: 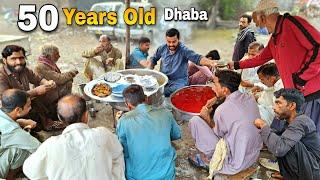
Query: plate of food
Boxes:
[
  {"xmin": 91, "ymin": 83, "xmax": 112, "ymax": 97},
  {"xmin": 103, "ymin": 72, "xmax": 122, "ymax": 83},
  {"xmin": 140, "ymin": 75, "xmax": 158, "ymax": 89},
  {"xmin": 124, "ymin": 75, "xmax": 137, "ymax": 84}
]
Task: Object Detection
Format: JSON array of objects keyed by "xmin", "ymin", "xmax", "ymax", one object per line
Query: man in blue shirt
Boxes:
[
  {"xmin": 150, "ymin": 28, "xmax": 217, "ymax": 96},
  {"xmin": 128, "ymin": 37, "xmax": 150, "ymax": 69},
  {"xmin": 116, "ymin": 84, "xmax": 181, "ymax": 180}
]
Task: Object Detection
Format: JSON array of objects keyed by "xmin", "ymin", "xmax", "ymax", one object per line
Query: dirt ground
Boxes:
[{"xmin": 1, "ymin": 16, "xmax": 279, "ymax": 180}]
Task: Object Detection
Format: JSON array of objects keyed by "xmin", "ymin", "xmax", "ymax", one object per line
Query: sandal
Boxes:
[
  {"xmin": 188, "ymin": 153, "xmax": 209, "ymax": 171},
  {"xmin": 44, "ymin": 120, "xmax": 66, "ymax": 131}
]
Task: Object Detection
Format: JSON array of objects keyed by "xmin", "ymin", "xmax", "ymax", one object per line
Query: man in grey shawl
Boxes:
[{"xmin": 232, "ymin": 14, "xmax": 256, "ymax": 62}]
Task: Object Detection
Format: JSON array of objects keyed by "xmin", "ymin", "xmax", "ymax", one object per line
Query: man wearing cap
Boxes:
[
  {"xmin": 82, "ymin": 35, "xmax": 123, "ymax": 81},
  {"xmin": 228, "ymin": 0, "xmax": 320, "ymax": 135}
]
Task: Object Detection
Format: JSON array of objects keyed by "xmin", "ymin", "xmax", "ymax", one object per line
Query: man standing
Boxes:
[
  {"xmin": 82, "ymin": 35, "xmax": 123, "ymax": 81},
  {"xmin": 0, "ymin": 89, "xmax": 40, "ymax": 179},
  {"xmin": 150, "ymin": 28, "xmax": 217, "ymax": 97},
  {"xmin": 254, "ymin": 88, "xmax": 320, "ymax": 180},
  {"xmin": 34, "ymin": 43, "xmax": 78, "ymax": 121},
  {"xmin": 23, "ymin": 95, "xmax": 125, "ymax": 180},
  {"xmin": 188, "ymin": 70, "xmax": 262, "ymax": 175},
  {"xmin": 228, "ymin": 0, "xmax": 320, "ymax": 135},
  {"xmin": 232, "ymin": 14, "xmax": 256, "ymax": 62},
  {"xmin": 0, "ymin": 45, "xmax": 63, "ymax": 131},
  {"xmin": 116, "ymin": 85, "xmax": 181, "ymax": 180},
  {"xmin": 128, "ymin": 37, "xmax": 151, "ymax": 69}
]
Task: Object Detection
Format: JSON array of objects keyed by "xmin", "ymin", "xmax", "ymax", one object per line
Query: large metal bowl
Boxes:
[
  {"xmin": 170, "ymin": 85, "xmax": 214, "ymax": 121},
  {"xmin": 108, "ymin": 69, "xmax": 168, "ymax": 111}
]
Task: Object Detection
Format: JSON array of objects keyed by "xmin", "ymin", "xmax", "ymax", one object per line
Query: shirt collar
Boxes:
[
  {"xmin": 137, "ymin": 47, "xmax": 148, "ymax": 56},
  {"xmin": 0, "ymin": 109, "xmax": 20, "ymax": 134},
  {"xmin": 134, "ymin": 103, "xmax": 150, "ymax": 112},
  {"xmin": 225, "ymin": 90, "xmax": 241, "ymax": 101},
  {"xmin": 3, "ymin": 65, "xmax": 13, "ymax": 76},
  {"xmin": 62, "ymin": 123, "xmax": 89, "ymax": 134},
  {"xmin": 275, "ymin": 79, "xmax": 283, "ymax": 88},
  {"xmin": 272, "ymin": 15, "xmax": 284, "ymax": 37}
]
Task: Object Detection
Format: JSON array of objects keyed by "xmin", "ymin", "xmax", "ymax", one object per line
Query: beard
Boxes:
[
  {"xmin": 275, "ymin": 111, "xmax": 290, "ymax": 120},
  {"xmin": 7, "ymin": 62, "xmax": 26, "ymax": 73},
  {"xmin": 239, "ymin": 25, "xmax": 246, "ymax": 30},
  {"xmin": 168, "ymin": 45, "xmax": 177, "ymax": 51}
]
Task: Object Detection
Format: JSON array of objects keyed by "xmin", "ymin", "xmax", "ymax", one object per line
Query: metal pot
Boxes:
[
  {"xmin": 108, "ymin": 69, "xmax": 168, "ymax": 111},
  {"xmin": 170, "ymin": 85, "xmax": 212, "ymax": 121}
]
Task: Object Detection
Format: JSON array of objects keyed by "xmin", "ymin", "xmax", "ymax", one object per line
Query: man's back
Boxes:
[
  {"xmin": 23, "ymin": 123, "xmax": 125, "ymax": 180},
  {"xmin": 214, "ymin": 91, "xmax": 262, "ymax": 174},
  {"xmin": 116, "ymin": 104, "xmax": 181, "ymax": 180}
]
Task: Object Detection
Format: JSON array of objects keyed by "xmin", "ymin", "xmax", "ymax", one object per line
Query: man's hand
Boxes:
[
  {"xmin": 42, "ymin": 80, "xmax": 56, "ymax": 89},
  {"xmin": 227, "ymin": 61, "xmax": 234, "ymax": 70},
  {"xmin": 16, "ymin": 119, "xmax": 37, "ymax": 130},
  {"xmin": 206, "ymin": 97, "xmax": 217, "ymax": 108},
  {"xmin": 115, "ymin": 111, "xmax": 124, "ymax": 121},
  {"xmin": 94, "ymin": 46, "xmax": 104, "ymax": 54},
  {"xmin": 105, "ymin": 58, "xmax": 114, "ymax": 65},
  {"xmin": 199, "ymin": 97, "xmax": 217, "ymax": 124},
  {"xmin": 199, "ymin": 57, "xmax": 218, "ymax": 69},
  {"xmin": 241, "ymin": 80, "xmax": 254, "ymax": 88},
  {"xmin": 70, "ymin": 69, "xmax": 79, "ymax": 77},
  {"xmin": 251, "ymin": 86, "xmax": 263, "ymax": 93},
  {"xmin": 34, "ymin": 84, "xmax": 53, "ymax": 95},
  {"xmin": 254, "ymin": 118, "xmax": 267, "ymax": 129}
]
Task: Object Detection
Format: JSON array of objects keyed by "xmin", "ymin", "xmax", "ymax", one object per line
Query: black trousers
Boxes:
[{"xmin": 277, "ymin": 141, "xmax": 320, "ymax": 180}]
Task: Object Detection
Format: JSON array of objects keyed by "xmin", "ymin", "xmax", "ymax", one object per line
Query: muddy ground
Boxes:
[{"xmin": 0, "ymin": 15, "xmax": 287, "ymax": 179}]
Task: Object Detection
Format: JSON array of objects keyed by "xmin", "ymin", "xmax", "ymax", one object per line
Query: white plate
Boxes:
[{"xmin": 140, "ymin": 76, "xmax": 158, "ymax": 88}]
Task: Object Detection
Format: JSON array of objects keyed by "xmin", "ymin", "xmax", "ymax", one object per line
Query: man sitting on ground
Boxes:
[
  {"xmin": 82, "ymin": 35, "xmax": 123, "ymax": 80},
  {"xmin": 255, "ymin": 63, "xmax": 283, "ymax": 125},
  {"xmin": 150, "ymin": 28, "xmax": 217, "ymax": 96},
  {"xmin": 188, "ymin": 50, "xmax": 221, "ymax": 85},
  {"xmin": 34, "ymin": 43, "xmax": 78, "ymax": 123},
  {"xmin": 23, "ymin": 95, "xmax": 125, "ymax": 180},
  {"xmin": 239, "ymin": 42, "xmax": 265, "ymax": 92},
  {"xmin": 116, "ymin": 84, "xmax": 181, "ymax": 180},
  {"xmin": 254, "ymin": 88, "xmax": 320, "ymax": 179},
  {"xmin": 0, "ymin": 89, "xmax": 40, "ymax": 179},
  {"xmin": 128, "ymin": 37, "xmax": 151, "ymax": 69},
  {"xmin": 188, "ymin": 70, "xmax": 262, "ymax": 175},
  {"xmin": 0, "ymin": 45, "xmax": 63, "ymax": 131}
]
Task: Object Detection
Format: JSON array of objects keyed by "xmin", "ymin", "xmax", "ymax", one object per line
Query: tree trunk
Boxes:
[
  {"xmin": 125, "ymin": 0, "xmax": 131, "ymax": 68},
  {"xmin": 206, "ymin": 0, "xmax": 220, "ymax": 29}
]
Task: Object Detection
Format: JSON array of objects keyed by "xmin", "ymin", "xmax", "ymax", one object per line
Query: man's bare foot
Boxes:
[{"xmin": 271, "ymin": 172, "xmax": 284, "ymax": 179}]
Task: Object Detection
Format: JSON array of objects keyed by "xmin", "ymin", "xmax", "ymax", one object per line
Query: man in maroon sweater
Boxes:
[{"xmin": 228, "ymin": 0, "xmax": 320, "ymax": 134}]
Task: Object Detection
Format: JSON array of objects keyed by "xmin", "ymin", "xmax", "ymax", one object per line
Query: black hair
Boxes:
[
  {"xmin": 206, "ymin": 50, "xmax": 221, "ymax": 60},
  {"xmin": 274, "ymin": 88, "xmax": 305, "ymax": 112},
  {"xmin": 123, "ymin": 84, "xmax": 146, "ymax": 106},
  {"xmin": 1, "ymin": 89, "xmax": 29, "ymax": 113},
  {"xmin": 57, "ymin": 95, "xmax": 87, "ymax": 124},
  {"xmin": 2, "ymin": 45, "xmax": 26, "ymax": 59},
  {"xmin": 215, "ymin": 70, "xmax": 241, "ymax": 93},
  {"xmin": 166, "ymin": 28, "xmax": 180, "ymax": 39},
  {"xmin": 138, "ymin": 37, "xmax": 150, "ymax": 44},
  {"xmin": 257, "ymin": 63, "xmax": 279, "ymax": 77},
  {"xmin": 241, "ymin": 14, "xmax": 252, "ymax": 23}
]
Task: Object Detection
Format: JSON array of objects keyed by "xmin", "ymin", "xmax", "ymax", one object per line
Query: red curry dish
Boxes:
[{"xmin": 171, "ymin": 86, "xmax": 215, "ymax": 113}]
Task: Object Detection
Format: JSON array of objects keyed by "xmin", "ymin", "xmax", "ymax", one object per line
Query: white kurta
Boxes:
[
  {"xmin": 258, "ymin": 79, "xmax": 284, "ymax": 125},
  {"xmin": 23, "ymin": 123, "xmax": 125, "ymax": 180}
]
